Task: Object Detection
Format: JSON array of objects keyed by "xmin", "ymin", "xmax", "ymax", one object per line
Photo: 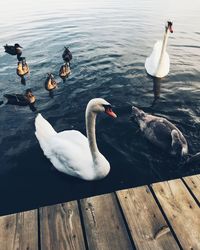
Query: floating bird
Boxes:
[
  {"xmin": 59, "ymin": 63, "xmax": 71, "ymax": 80},
  {"xmin": 132, "ymin": 106, "xmax": 188, "ymax": 157},
  {"xmin": 35, "ymin": 98, "xmax": 117, "ymax": 180},
  {"xmin": 45, "ymin": 73, "xmax": 57, "ymax": 91},
  {"xmin": 62, "ymin": 47, "xmax": 72, "ymax": 65},
  {"xmin": 16, "ymin": 57, "xmax": 29, "ymax": 85},
  {"xmin": 145, "ymin": 21, "xmax": 173, "ymax": 78},
  {"xmin": 2, "ymin": 89, "xmax": 36, "ymax": 111},
  {"xmin": 4, "ymin": 43, "xmax": 23, "ymax": 60}
]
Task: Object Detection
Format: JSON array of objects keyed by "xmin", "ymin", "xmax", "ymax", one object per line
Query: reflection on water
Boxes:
[
  {"xmin": 0, "ymin": 0, "xmax": 200, "ymax": 215},
  {"xmin": 152, "ymin": 77, "xmax": 161, "ymax": 106}
]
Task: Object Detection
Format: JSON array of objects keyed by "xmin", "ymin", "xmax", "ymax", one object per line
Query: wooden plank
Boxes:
[
  {"xmin": 183, "ymin": 174, "xmax": 200, "ymax": 202},
  {"xmin": 152, "ymin": 179, "xmax": 200, "ymax": 250},
  {"xmin": 40, "ymin": 201, "xmax": 86, "ymax": 250},
  {"xmin": 0, "ymin": 209, "xmax": 38, "ymax": 250},
  {"xmin": 117, "ymin": 186, "xmax": 179, "ymax": 250},
  {"xmin": 80, "ymin": 193, "xmax": 132, "ymax": 250}
]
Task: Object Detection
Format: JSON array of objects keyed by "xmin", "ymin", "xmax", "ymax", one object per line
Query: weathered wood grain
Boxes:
[
  {"xmin": 0, "ymin": 209, "xmax": 38, "ymax": 250},
  {"xmin": 117, "ymin": 186, "xmax": 179, "ymax": 250},
  {"xmin": 152, "ymin": 179, "xmax": 200, "ymax": 250},
  {"xmin": 80, "ymin": 193, "xmax": 133, "ymax": 250},
  {"xmin": 183, "ymin": 174, "xmax": 200, "ymax": 202},
  {"xmin": 40, "ymin": 201, "xmax": 85, "ymax": 250}
]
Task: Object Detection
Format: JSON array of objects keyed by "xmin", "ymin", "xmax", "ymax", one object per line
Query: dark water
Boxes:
[{"xmin": 0, "ymin": 0, "xmax": 200, "ymax": 215}]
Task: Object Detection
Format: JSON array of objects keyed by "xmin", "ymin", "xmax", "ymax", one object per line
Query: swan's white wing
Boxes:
[
  {"xmin": 35, "ymin": 114, "xmax": 94, "ymax": 180},
  {"xmin": 38, "ymin": 131, "xmax": 94, "ymax": 179},
  {"xmin": 156, "ymin": 52, "xmax": 170, "ymax": 78},
  {"xmin": 57, "ymin": 130, "xmax": 89, "ymax": 152},
  {"xmin": 145, "ymin": 40, "xmax": 162, "ymax": 76},
  {"xmin": 145, "ymin": 40, "xmax": 170, "ymax": 78}
]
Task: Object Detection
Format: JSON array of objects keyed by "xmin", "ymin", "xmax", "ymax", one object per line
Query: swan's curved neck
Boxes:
[
  {"xmin": 156, "ymin": 29, "xmax": 170, "ymax": 75},
  {"xmin": 86, "ymin": 108, "xmax": 99, "ymax": 161}
]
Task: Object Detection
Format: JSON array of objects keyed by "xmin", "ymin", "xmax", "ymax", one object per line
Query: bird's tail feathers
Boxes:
[{"xmin": 35, "ymin": 113, "xmax": 56, "ymax": 140}]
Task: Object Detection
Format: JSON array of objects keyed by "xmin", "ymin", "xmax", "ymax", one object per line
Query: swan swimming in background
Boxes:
[
  {"xmin": 35, "ymin": 98, "xmax": 117, "ymax": 180},
  {"xmin": 145, "ymin": 21, "xmax": 173, "ymax": 78}
]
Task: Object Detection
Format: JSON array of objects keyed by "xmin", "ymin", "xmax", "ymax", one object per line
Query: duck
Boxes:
[
  {"xmin": 62, "ymin": 47, "xmax": 72, "ymax": 66},
  {"xmin": 44, "ymin": 73, "xmax": 57, "ymax": 91},
  {"xmin": 3, "ymin": 89, "xmax": 36, "ymax": 106},
  {"xmin": 4, "ymin": 43, "xmax": 23, "ymax": 60},
  {"xmin": 17, "ymin": 57, "xmax": 30, "ymax": 85},
  {"xmin": 145, "ymin": 21, "xmax": 173, "ymax": 78},
  {"xmin": 59, "ymin": 63, "xmax": 71, "ymax": 79},
  {"xmin": 132, "ymin": 106, "xmax": 188, "ymax": 157},
  {"xmin": 35, "ymin": 98, "xmax": 117, "ymax": 180}
]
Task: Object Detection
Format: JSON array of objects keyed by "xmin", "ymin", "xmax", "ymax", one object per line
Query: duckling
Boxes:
[
  {"xmin": 4, "ymin": 89, "xmax": 35, "ymax": 106},
  {"xmin": 45, "ymin": 73, "xmax": 57, "ymax": 91},
  {"xmin": 59, "ymin": 63, "xmax": 71, "ymax": 80},
  {"xmin": 16, "ymin": 57, "xmax": 30, "ymax": 85},
  {"xmin": 62, "ymin": 46, "xmax": 72, "ymax": 65},
  {"xmin": 4, "ymin": 43, "xmax": 23, "ymax": 60}
]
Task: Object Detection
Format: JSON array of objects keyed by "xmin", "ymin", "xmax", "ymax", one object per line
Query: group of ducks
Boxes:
[
  {"xmin": 3, "ymin": 21, "xmax": 200, "ymax": 181},
  {"xmin": 35, "ymin": 21, "xmax": 200, "ymax": 181},
  {"xmin": 45, "ymin": 47, "xmax": 72, "ymax": 94},
  {"xmin": 4, "ymin": 43, "xmax": 30, "ymax": 85},
  {"xmin": 2, "ymin": 44, "xmax": 73, "ymax": 109}
]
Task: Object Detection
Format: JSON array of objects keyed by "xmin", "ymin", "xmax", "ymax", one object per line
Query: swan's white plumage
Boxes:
[
  {"xmin": 145, "ymin": 40, "xmax": 170, "ymax": 78},
  {"xmin": 35, "ymin": 98, "xmax": 113, "ymax": 180},
  {"xmin": 35, "ymin": 114, "xmax": 95, "ymax": 180}
]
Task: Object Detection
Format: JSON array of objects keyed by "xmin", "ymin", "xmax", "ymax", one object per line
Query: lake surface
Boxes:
[{"xmin": 0, "ymin": 0, "xmax": 200, "ymax": 215}]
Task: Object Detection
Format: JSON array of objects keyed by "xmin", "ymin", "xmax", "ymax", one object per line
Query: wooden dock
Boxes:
[{"xmin": 0, "ymin": 174, "xmax": 200, "ymax": 250}]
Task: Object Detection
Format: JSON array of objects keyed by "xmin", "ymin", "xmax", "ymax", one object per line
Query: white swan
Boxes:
[
  {"xmin": 145, "ymin": 21, "xmax": 173, "ymax": 78},
  {"xmin": 35, "ymin": 98, "xmax": 117, "ymax": 180}
]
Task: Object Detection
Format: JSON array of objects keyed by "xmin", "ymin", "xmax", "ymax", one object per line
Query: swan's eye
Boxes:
[{"xmin": 103, "ymin": 104, "xmax": 112, "ymax": 110}]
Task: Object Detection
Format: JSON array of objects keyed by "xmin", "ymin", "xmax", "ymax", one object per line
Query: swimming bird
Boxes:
[
  {"xmin": 4, "ymin": 43, "xmax": 23, "ymax": 60},
  {"xmin": 3, "ymin": 89, "xmax": 36, "ymax": 111},
  {"xmin": 62, "ymin": 47, "xmax": 72, "ymax": 65},
  {"xmin": 145, "ymin": 21, "xmax": 173, "ymax": 78},
  {"xmin": 132, "ymin": 106, "xmax": 188, "ymax": 157},
  {"xmin": 35, "ymin": 98, "xmax": 117, "ymax": 180},
  {"xmin": 59, "ymin": 63, "xmax": 71, "ymax": 80},
  {"xmin": 45, "ymin": 73, "xmax": 57, "ymax": 91},
  {"xmin": 17, "ymin": 57, "xmax": 30, "ymax": 85}
]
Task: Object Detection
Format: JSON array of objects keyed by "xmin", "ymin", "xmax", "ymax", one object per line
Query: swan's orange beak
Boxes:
[{"xmin": 105, "ymin": 108, "xmax": 117, "ymax": 118}]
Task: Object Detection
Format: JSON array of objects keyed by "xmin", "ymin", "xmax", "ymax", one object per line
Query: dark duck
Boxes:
[
  {"xmin": 17, "ymin": 57, "xmax": 30, "ymax": 85},
  {"xmin": 2, "ymin": 89, "xmax": 36, "ymax": 111},
  {"xmin": 59, "ymin": 63, "xmax": 71, "ymax": 80},
  {"xmin": 62, "ymin": 47, "xmax": 72, "ymax": 66},
  {"xmin": 4, "ymin": 43, "xmax": 23, "ymax": 60}
]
